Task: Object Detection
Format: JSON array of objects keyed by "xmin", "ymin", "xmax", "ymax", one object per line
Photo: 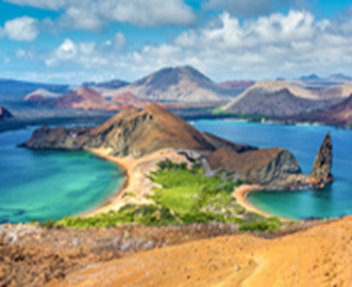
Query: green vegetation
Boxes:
[
  {"xmin": 36, "ymin": 159, "xmax": 283, "ymax": 232},
  {"xmin": 213, "ymin": 107, "xmax": 231, "ymax": 115},
  {"xmin": 347, "ymin": 124, "xmax": 352, "ymax": 130},
  {"xmin": 122, "ymin": 191, "xmax": 136, "ymax": 198}
]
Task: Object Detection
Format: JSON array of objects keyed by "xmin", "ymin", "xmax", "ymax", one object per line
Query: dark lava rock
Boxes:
[{"xmin": 311, "ymin": 132, "xmax": 333, "ymax": 182}]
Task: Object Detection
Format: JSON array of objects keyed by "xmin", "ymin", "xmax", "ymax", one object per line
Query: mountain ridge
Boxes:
[{"xmin": 110, "ymin": 66, "xmax": 244, "ymax": 103}]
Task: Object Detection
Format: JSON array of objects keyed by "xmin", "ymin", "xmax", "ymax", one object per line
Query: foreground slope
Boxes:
[
  {"xmin": 49, "ymin": 216, "xmax": 352, "ymax": 287},
  {"xmin": 113, "ymin": 66, "xmax": 242, "ymax": 102},
  {"xmin": 223, "ymin": 81, "xmax": 345, "ymax": 117}
]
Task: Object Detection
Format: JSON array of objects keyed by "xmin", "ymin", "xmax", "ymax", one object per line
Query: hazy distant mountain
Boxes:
[
  {"xmin": 112, "ymin": 66, "xmax": 243, "ymax": 103},
  {"xmin": 300, "ymin": 74, "xmax": 320, "ymax": 81},
  {"xmin": 218, "ymin": 80, "xmax": 255, "ymax": 89},
  {"xmin": 82, "ymin": 79, "xmax": 129, "ymax": 90},
  {"xmin": 223, "ymin": 81, "xmax": 344, "ymax": 117},
  {"xmin": 283, "ymin": 94, "xmax": 352, "ymax": 126},
  {"xmin": 49, "ymin": 88, "xmax": 111, "ymax": 110},
  {"xmin": 328, "ymin": 73, "xmax": 352, "ymax": 81},
  {"xmin": 0, "ymin": 79, "xmax": 69, "ymax": 102}
]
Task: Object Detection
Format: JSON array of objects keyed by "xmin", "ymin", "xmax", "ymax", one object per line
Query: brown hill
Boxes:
[
  {"xmin": 224, "ymin": 81, "xmax": 344, "ymax": 117},
  {"xmin": 49, "ymin": 88, "xmax": 111, "ymax": 110},
  {"xmin": 112, "ymin": 66, "xmax": 243, "ymax": 103},
  {"xmin": 22, "ymin": 104, "xmax": 215, "ymax": 157},
  {"xmin": 0, "ymin": 107, "xmax": 13, "ymax": 121},
  {"xmin": 283, "ymin": 94, "xmax": 352, "ymax": 126}
]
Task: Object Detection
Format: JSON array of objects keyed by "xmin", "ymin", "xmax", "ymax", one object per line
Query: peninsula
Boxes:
[{"xmin": 22, "ymin": 103, "xmax": 333, "ymax": 217}]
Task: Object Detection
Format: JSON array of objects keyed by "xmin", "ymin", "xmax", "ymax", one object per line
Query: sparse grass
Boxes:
[
  {"xmin": 213, "ymin": 107, "xmax": 230, "ymax": 115},
  {"xmin": 36, "ymin": 160, "xmax": 284, "ymax": 231},
  {"xmin": 122, "ymin": 191, "xmax": 136, "ymax": 198},
  {"xmin": 212, "ymin": 108, "xmax": 273, "ymax": 123}
]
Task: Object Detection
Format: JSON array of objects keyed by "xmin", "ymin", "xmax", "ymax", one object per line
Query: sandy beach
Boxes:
[
  {"xmin": 232, "ymin": 184, "xmax": 270, "ymax": 217},
  {"xmin": 81, "ymin": 148, "xmax": 198, "ymax": 217},
  {"xmin": 82, "ymin": 148, "xmax": 294, "ymax": 222}
]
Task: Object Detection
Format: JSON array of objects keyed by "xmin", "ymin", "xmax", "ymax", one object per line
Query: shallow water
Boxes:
[
  {"xmin": 193, "ymin": 120, "xmax": 352, "ymax": 220},
  {"xmin": 0, "ymin": 128, "xmax": 123, "ymax": 223}
]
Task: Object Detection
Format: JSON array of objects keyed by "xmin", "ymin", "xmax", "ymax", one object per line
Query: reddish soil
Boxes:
[
  {"xmin": 49, "ymin": 216, "xmax": 352, "ymax": 287},
  {"xmin": 0, "ymin": 220, "xmax": 328, "ymax": 287}
]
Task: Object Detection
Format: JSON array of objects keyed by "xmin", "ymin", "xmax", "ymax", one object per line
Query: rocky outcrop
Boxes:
[
  {"xmin": 207, "ymin": 146, "xmax": 306, "ymax": 186},
  {"xmin": 0, "ymin": 107, "xmax": 13, "ymax": 121},
  {"xmin": 311, "ymin": 132, "xmax": 333, "ymax": 182}
]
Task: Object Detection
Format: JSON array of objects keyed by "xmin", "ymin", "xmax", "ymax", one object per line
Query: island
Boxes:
[{"xmin": 22, "ymin": 103, "xmax": 333, "ymax": 219}]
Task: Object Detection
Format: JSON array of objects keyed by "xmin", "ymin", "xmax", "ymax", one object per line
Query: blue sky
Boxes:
[{"xmin": 1, "ymin": 0, "xmax": 352, "ymax": 84}]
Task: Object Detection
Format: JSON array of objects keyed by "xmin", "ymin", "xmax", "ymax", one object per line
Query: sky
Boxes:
[{"xmin": 0, "ymin": 0, "xmax": 352, "ymax": 84}]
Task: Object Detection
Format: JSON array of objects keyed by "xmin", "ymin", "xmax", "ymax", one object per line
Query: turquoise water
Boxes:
[
  {"xmin": 193, "ymin": 120, "xmax": 352, "ymax": 220},
  {"xmin": 0, "ymin": 128, "xmax": 123, "ymax": 223}
]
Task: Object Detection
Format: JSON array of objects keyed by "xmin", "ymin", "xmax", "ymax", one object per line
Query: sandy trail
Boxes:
[
  {"xmin": 81, "ymin": 148, "xmax": 198, "ymax": 217},
  {"xmin": 48, "ymin": 216, "xmax": 352, "ymax": 287}
]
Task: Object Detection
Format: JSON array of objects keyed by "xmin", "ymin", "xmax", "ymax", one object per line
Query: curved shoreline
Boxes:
[
  {"xmin": 79, "ymin": 148, "xmax": 133, "ymax": 218},
  {"xmin": 81, "ymin": 148, "xmax": 295, "ymax": 222}
]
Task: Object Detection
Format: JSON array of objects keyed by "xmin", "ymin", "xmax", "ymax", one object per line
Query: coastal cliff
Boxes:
[{"xmin": 22, "ymin": 104, "xmax": 332, "ymax": 186}]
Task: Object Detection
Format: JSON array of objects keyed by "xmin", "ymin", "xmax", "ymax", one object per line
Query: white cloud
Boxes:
[
  {"xmin": 40, "ymin": 10, "xmax": 352, "ymax": 82},
  {"xmin": 45, "ymin": 34, "xmax": 125, "ymax": 68},
  {"xmin": 111, "ymin": 32, "xmax": 126, "ymax": 49},
  {"xmin": 203, "ymin": 0, "xmax": 295, "ymax": 17},
  {"xmin": 4, "ymin": 0, "xmax": 67, "ymax": 10},
  {"xmin": 5, "ymin": 0, "xmax": 196, "ymax": 31},
  {"xmin": 4, "ymin": 16, "xmax": 39, "ymax": 41},
  {"xmin": 6, "ymin": 9, "xmax": 352, "ymax": 83},
  {"xmin": 16, "ymin": 49, "xmax": 26, "ymax": 57}
]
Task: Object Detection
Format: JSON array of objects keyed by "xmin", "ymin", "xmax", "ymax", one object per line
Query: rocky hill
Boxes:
[
  {"xmin": 48, "ymin": 88, "xmax": 112, "ymax": 110},
  {"xmin": 22, "ymin": 104, "xmax": 332, "ymax": 186},
  {"xmin": 223, "ymin": 81, "xmax": 346, "ymax": 117},
  {"xmin": 111, "ymin": 66, "xmax": 243, "ymax": 103},
  {"xmin": 0, "ymin": 107, "xmax": 13, "ymax": 121},
  {"xmin": 282, "ymin": 94, "xmax": 352, "ymax": 126}
]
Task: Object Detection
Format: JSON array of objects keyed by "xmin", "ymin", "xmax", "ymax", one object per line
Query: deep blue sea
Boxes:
[
  {"xmin": 0, "ymin": 127, "xmax": 123, "ymax": 223},
  {"xmin": 193, "ymin": 120, "xmax": 352, "ymax": 220}
]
